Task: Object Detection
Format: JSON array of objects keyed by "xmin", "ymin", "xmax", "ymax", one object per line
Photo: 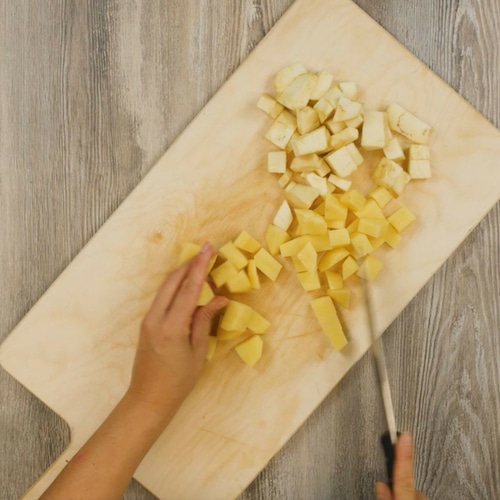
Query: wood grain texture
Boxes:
[{"xmin": 0, "ymin": 2, "xmax": 498, "ymax": 500}]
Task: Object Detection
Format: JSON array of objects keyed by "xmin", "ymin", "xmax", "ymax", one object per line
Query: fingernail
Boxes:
[
  {"xmin": 399, "ymin": 432, "xmax": 412, "ymax": 448},
  {"xmin": 216, "ymin": 296, "xmax": 229, "ymax": 307},
  {"xmin": 200, "ymin": 242, "xmax": 211, "ymax": 253}
]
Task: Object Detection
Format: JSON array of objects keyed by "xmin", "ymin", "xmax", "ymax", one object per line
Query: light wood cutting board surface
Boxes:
[{"xmin": 2, "ymin": 1, "xmax": 500, "ymax": 499}]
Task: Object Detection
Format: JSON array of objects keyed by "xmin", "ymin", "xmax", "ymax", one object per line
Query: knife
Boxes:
[{"xmin": 362, "ymin": 281, "xmax": 399, "ymax": 487}]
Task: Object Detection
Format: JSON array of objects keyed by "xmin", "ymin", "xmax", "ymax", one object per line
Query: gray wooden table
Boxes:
[{"xmin": 1, "ymin": 1, "xmax": 499, "ymax": 499}]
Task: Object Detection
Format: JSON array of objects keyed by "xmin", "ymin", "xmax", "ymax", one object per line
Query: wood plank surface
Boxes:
[{"xmin": 0, "ymin": 1, "xmax": 499, "ymax": 500}]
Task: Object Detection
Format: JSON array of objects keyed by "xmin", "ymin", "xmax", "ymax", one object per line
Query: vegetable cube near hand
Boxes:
[
  {"xmin": 325, "ymin": 117, "xmax": 347, "ymax": 134},
  {"xmin": 234, "ymin": 230, "xmax": 261, "ymax": 254},
  {"xmin": 206, "ymin": 336, "xmax": 218, "ymax": 361},
  {"xmin": 325, "ymin": 193, "xmax": 348, "ymax": 221},
  {"xmin": 339, "ymin": 81, "xmax": 359, "ymax": 100},
  {"xmin": 313, "ymin": 97, "xmax": 336, "ymax": 123},
  {"xmin": 384, "ymin": 225, "xmax": 402, "ymax": 248},
  {"xmin": 265, "ymin": 119, "xmax": 295, "ymax": 149},
  {"xmin": 357, "ymin": 255, "xmax": 383, "ymax": 281},
  {"xmin": 296, "ymin": 242, "xmax": 317, "ymax": 273},
  {"xmin": 280, "ymin": 236, "xmax": 309, "ymax": 257},
  {"xmin": 368, "ymin": 186, "xmax": 393, "ymax": 208},
  {"xmin": 328, "ymin": 174, "xmax": 352, "ymax": 192},
  {"xmin": 295, "ymin": 209, "xmax": 328, "ymax": 235},
  {"xmin": 329, "ymin": 228, "xmax": 351, "ymax": 248},
  {"xmin": 332, "ymin": 97, "xmax": 363, "ymax": 122},
  {"xmin": 179, "ymin": 242, "xmax": 201, "ymax": 264},
  {"xmin": 257, "ymin": 94, "xmax": 284, "ymax": 119},
  {"xmin": 311, "ymin": 70, "xmax": 334, "ymax": 100},
  {"xmin": 217, "ymin": 327, "xmax": 244, "ymax": 341},
  {"xmin": 273, "ymin": 200, "xmax": 294, "ymax": 230},
  {"xmin": 274, "ymin": 63, "xmax": 308, "ymax": 93},
  {"xmin": 345, "ymin": 143, "xmax": 364, "ymax": 167},
  {"xmin": 388, "ymin": 206, "xmax": 417, "ymax": 233},
  {"xmin": 292, "ymin": 126, "xmax": 330, "ymax": 156},
  {"xmin": 290, "ymin": 153, "xmax": 322, "ymax": 172},
  {"xmin": 297, "ymin": 269, "xmax": 322, "ymax": 291},
  {"xmin": 310, "ymin": 296, "xmax": 348, "ymax": 351},
  {"xmin": 221, "ymin": 300, "xmax": 254, "ymax": 331},
  {"xmin": 219, "ymin": 241, "xmax": 248, "ymax": 270},
  {"xmin": 318, "ymin": 248, "xmax": 349, "ymax": 272},
  {"xmin": 325, "ymin": 270, "xmax": 343, "ymax": 290},
  {"xmin": 361, "ymin": 111, "xmax": 392, "ymax": 150},
  {"xmin": 278, "ymin": 170, "xmax": 293, "ymax": 188},
  {"xmin": 197, "ymin": 281, "xmax": 215, "ymax": 306},
  {"xmin": 247, "ymin": 310, "xmax": 271, "ymax": 334},
  {"xmin": 277, "ymin": 72, "xmax": 318, "ymax": 110},
  {"xmin": 210, "ymin": 260, "xmax": 239, "ymax": 288},
  {"xmin": 285, "ymin": 182, "xmax": 320, "ymax": 209},
  {"xmin": 226, "ymin": 270, "xmax": 253, "ymax": 294},
  {"xmin": 408, "ymin": 145, "xmax": 431, "ymax": 179},
  {"xmin": 302, "ymin": 172, "xmax": 328, "ymax": 196},
  {"xmin": 358, "ymin": 217, "xmax": 389, "ymax": 238},
  {"xmin": 342, "ymin": 255, "xmax": 359, "ymax": 280},
  {"xmin": 327, "ymin": 287, "xmax": 351, "ymax": 308},
  {"xmin": 297, "ymin": 106, "xmax": 321, "ymax": 135},
  {"xmin": 267, "ymin": 151, "xmax": 287, "ymax": 174},
  {"xmin": 386, "ymin": 103, "xmax": 432, "ymax": 144},
  {"xmin": 372, "ymin": 157, "xmax": 411, "ymax": 196},
  {"xmin": 326, "ymin": 147, "xmax": 358, "ymax": 177},
  {"xmin": 247, "ymin": 259, "xmax": 261, "ymax": 289},
  {"xmin": 234, "ymin": 335, "xmax": 263, "ymax": 367},
  {"xmin": 354, "ymin": 199, "xmax": 386, "ymax": 219},
  {"xmin": 305, "ymin": 234, "xmax": 332, "ymax": 252},
  {"xmin": 339, "ymin": 189, "xmax": 366, "ymax": 211},
  {"xmin": 383, "ymin": 137, "xmax": 405, "ymax": 162},
  {"xmin": 265, "ymin": 224, "xmax": 291, "ymax": 255},
  {"xmin": 254, "ymin": 248, "xmax": 283, "ymax": 281},
  {"xmin": 344, "ymin": 115, "xmax": 364, "ymax": 129},
  {"xmin": 350, "ymin": 233, "xmax": 374, "ymax": 258},
  {"xmin": 329, "ymin": 127, "xmax": 359, "ymax": 150}
]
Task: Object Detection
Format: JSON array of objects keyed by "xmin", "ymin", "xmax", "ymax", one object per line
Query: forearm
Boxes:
[{"xmin": 40, "ymin": 392, "xmax": 179, "ymax": 500}]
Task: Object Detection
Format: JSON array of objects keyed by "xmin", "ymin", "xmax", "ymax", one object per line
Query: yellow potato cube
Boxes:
[
  {"xmin": 290, "ymin": 153, "xmax": 323, "ymax": 172},
  {"xmin": 314, "ymin": 201, "xmax": 325, "ymax": 216},
  {"xmin": 274, "ymin": 63, "xmax": 307, "ymax": 93},
  {"xmin": 276, "ymin": 109, "xmax": 298, "ymax": 129},
  {"xmin": 247, "ymin": 310, "xmax": 271, "ymax": 334},
  {"xmin": 297, "ymin": 270, "xmax": 321, "ymax": 291},
  {"xmin": 327, "ymin": 287, "xmax": 351, "ymax": 308},
  {"xmin": 339, "ymin": 190, "xmax": 366, "ymax": 211},
  {"xmin": 217, "ymin": 327, "xmax": 245, "ymax": 341},
  {"xmin": 318, "ymin": 248, "xmax": 349, "ymax": 272},
  {"xmin": 292, "ymin": 126, "xmax": 330, "ymax": 156},
  {"xmin": 297, "ymin": 106, "xmax": 321, "ymax": 135},
  {"xmin": 388, "ymin": 206, "xmax": 417, "ymax": 233},
  {"xmin": 278, "ymin": 169, "xmax": 293, "ymax": 188},
  {"xmin": 358, "ymin": 218, "xmax": 389, "ymax": 238},
  {"xmin": 295, "ymin": 209, "xmax": 328, "ymax": 235},
  {"xmin": 325, "ymin": 271, "xmax": 343, "ymax": 290},
  {"xmin": 305, "ymin": 234, "xmax": 332, "ymax": 252},
  {"xmin": 369, "ymin": 235, "xmax": 386, "ymax": 251},
  {"xmin": 324, "ymin": 193, "xmax": 348, "ymax": 221},
  {"xmin": 280, "ymin": 236, "xmax": 308, "ymax": 257},
  {"xmin": 329, "ymin": 228, "xmax": 351, "ymax": 248},
  {"xmin": 345, "ymin": 143, "xmax": 364, "ymax": 167},
  {"xmin": 368, "ymin": 186, "xmax": 393, "ymax": 208},
  {"xmin": 179, "ymin": 242, "xmax": 201, "ymax": 263},
  {"xmin": 329, "ymin": 127, "xmax": 359, "ymax": 150},
  {"xmin": 267, "ymin": 151, "xmax": 287, "ymax": 174},
  {"xmin": 332, "ymin": 96, "xmax": 363, "ymax": 122},
  {"xmin": 265, "ymin": 224, "xmax": 291, "ymax": 256},
  {"xmin": 247, "ymin": 260, "xmax": 260, "ymax": 289},
  {"xmin": 273, "ymin": 200, "xmax": 294, "ymax": 230},
  {"xmin": 234, "ymin": 335, "xmax": 263, "ymax": 367},
  {"xmin": 361, "ymin": 111, "xmax": 391, "ymax": 150},
  {"xmin": 291, "ymin": 255, "xmax": 307, "ymax": 273},
  {"xmin": 325, "ymin": 118, "xmax": 346, "ymax": 135},
  {"xmin": 205, "ymin": 336, "xmax": 218, "ymax": 361},
  {"xmin": 327, "ymin": 219, "xmax": 346, "ymax": 229},
  {"xmin": 197, "ymin": 281, "xmax": 215, "ymax": 306},
  {"xmin": 387, "ymin": 103, "xmax": 432, "ymax": 144},
  {"xmin": 357, "ymin": 255, "xmax": 383, "ymax": 281},
  {"xmin": 339, "ymin": 82, "xmax": 359, "ymax": 100},
  {"xmin": 327, "ymin": 174, "xmax": 352, "ymax": 192},
  {"xmin": 323, "ymin": 85, "xmax": 344, "ymax": 107},
  {"xmin": 311, "ymin": 70, "xmax": 334, "ymax": 100},
  {"xmin": 265, "ymin": 119, "xmax": 295, "ymax": 150},
  {"xmin": 351, "ymin": 233, "xmax": 374, "ymax": 257},
  {"xmin": 345, "ymin": 115, "xmax": 364, "ymax": 128},
  {"xmin": 226, "ymin": 270, "xmax": 252, "ymax": 293},
  {"xmin": 210, "ymin": 261, "xmax": 239, "ymax": 288},
  {"xmin": 254, "ymin": 248, "xmax": 283, "ymax": 281},
  {"xmin": 310, "ymin": 296, "xmax": 348, "ymax": 351},
  {"xmin": 257, "ymin": 93, "xmax": 284, "ymax": 119},
  {"xmin": 315, "ymin": 158, "xmax": 332, "ymax": 177},
  {"xmin": 234, "ymin": 230, "xmax": 261, "ymax": 254},
  {"xmin": 409, "ymin": 145, "xmax": 431, "ymax": 179},
  {"xmin": 285, "ymin": 182, "xmax": 320, "ymax": 209},
  {"xmin": 384, "ymin": 225, "xmax": 402, "ymax": 248},
  {"xmin": 383, "ymin": 137, "xmax": 405, "ymax": 162},
  {"xmin": 354, "ymin": 199, "xmax": 386, "ymax": 219},
  {"xmin": 302, "ymin": 172, "xmax": 328, "ymax": 196},
  {"xmin": 342, "ymin": 256, "xmax": 359, "ymax": 279},
  {"xmin": 221, "ymin": 300, "xmax": 253, "ymax": 332},
  {"xmin": 373, "ymin": 157, "xmax": 411, "ymax": 196},
  {"xmin": 347, "ymin": 219, "xmax": 359, "ymax": 234},
  {"xmin": 325, "ymin": 146, "xmax": 357, "ymax": 178},
  {"xmin": 277, "ymin": 72, "xmax": 318, "ymax": 110},
  {"xmin": 297, "ymin": 242, "xmax": 317, "ymax": 273},
  {"xmin": 219, "ymin": 241, "xmax": 248, "ymax": 270},
  {"xmin": 313, "ymin": 97, "xmax": 335, "ymax": 123}
]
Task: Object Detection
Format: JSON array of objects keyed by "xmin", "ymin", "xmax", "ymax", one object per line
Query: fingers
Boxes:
[
  {"xmin": 393, "ymin": 432, "xmax": 416, "ymax": 500},
  {"xmin": 375, "ymin": 481, "xmax": 393, "ymax": 500},
  {"xmin": 416, "ymin": 492, "xmax": 428, "ymax": 500},
  {"xmin": 191, "ymin": 296, "xmax": 228, "ymax": 352}
]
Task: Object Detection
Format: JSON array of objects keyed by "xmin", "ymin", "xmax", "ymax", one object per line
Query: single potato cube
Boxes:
[
  {"xmin": 345, "ymin": 143, "xmax": 364, "ymax": 167},
  {"xmin": 314, "ymin": 97, "xmax": 335, "ymax": 123},
  {"xmin": 369, "ymin": 235, "xmax": 386, "ymax": 251},
  {"xmin": 305, "ymin": 234, "xmax": 332, "ymax": 252},
  {"xmin": 339, "ymin": 81, "xmax": 359, "ymax": 100},
  {"xmin": 297, "ymin": 242, "xmax": 317, "ymax": 273},
  {"xmin": 369, "ymin": 186, "xmax": 393, "ymax": 208},
  {"xmin": 310, "ymin": 296, "xmax": 348, "ymax": 351},
  {"xmin": 274, "ymin": 63, "xmax": 307, "ymax": 93},
  {"xmin": 276, "ymin": 109, "xmax": 298, "ymax": 129},
  {"xmin": 315, "ymin": 158, "xmax": 332, "ymax": 177},
  {"xmin": 342, "ymin": 256, "xmax": 359, "ymax": 279},
  {"xmin": 210, "ymin": 261, "xmax": 239, "ymax": 288},
  {"xmin": 219, "ymin": 241, "xmax": 248, "ymax": 270},
  {"xmin": 387, "ymin": 103, "xmax": 432, "ymax": 144},
  {"xmin": 344, "ymin": 115, "xmax": 364, "ymax": 129},
  {"xmin": 297, "ymin": 106, "xmax": 321, "ymax": 134},
  {"xmin": 326, "ymin": 147, "xmax": 358, "ymax": 177},
  {"xmin": 327, "ymin": 287, "xmax": 351, "ymax": 308},
  {"xmin": 325, "ymin": 271, "xmax": 343, "ymax": 290},
  {"xmin": 332, "ymin": 97, "xmax": 363, "ymax": 122},
  {"xmin": 290, "ymin": 153, "xmax": 323, "ymax": 172},
  {"xmin": 325, "ymin": 118, "xmax": 346, "ymax": 135},
  {"xmin": 323, "ymin": 86, "xmax": 344, "ymax": 107},
  {"xmin": 280, "ymin": 237, "xmax": 308, "ymax": 257},
  {"xmin": 285, "ymin": 182, "xmax": 320, "ymax": 209},
  {"xmin": 267, "ymin": 151, "xmax": 287, "ymax": 174},
  {"xmin": 329, "ymin": 127, "xmax": 359, "ymax": 150},
  {"xmin": 409, "ymin": 145, "xmax": 431, "ymax": 179},
  {"xmin": 247, "ymin": 260, "xmax": 260, "ymax": 289},
  {"xmin": 273, "ymin": 200, "xmax": 294, "ymax": 230},
  {"xmin": 318, "ymin": 248, "xmax": 349, "ymax": 272},
  {"xmin": 358, "ymin": 217, "xmax": 389, "ymax": 238},
  {"xmin": 179, "ymin": 242, "xmax": 201, "ymax": 263},
  {"xmin": 221, "ymin": 300, "xmax": 253, "ymax": 332},
  {"xmin": 265, "ymin": 119, "xmax": 295, "ymax": 149},
  {"xmin": 303, "ymin": 172, "xmax": 328, "ymax": 196},
  {"xmin": 248, "ymin": 310, "xmax": 271, "ymax": 334},
  {"xmin": 311, "ymin": 70, "xmax": 334, "ymax": 100},
  {"xmin": 291, "ymin": 255, "xmax": 307, "ymax": 273},
  {"xmin": 217, "ymin": 327, "xmax": 244, "ymax": 341},
  {"xmin": 388, "ymin": 206, "xmax": 417, "ymax": 233},
  {"xmin": 265, "ymin": 224, "xmax": 291, "ymax": 256},
  {"xmin": 327, "ymin": 219, "xmax": 346, "ymax": 229},
  {"xmin": 295, "ymin": 209, "xmax": 328, "ymax": 235},
  {"xmin": 278, "ymin": 169, "xmax": 293, "ymax": 188},
  {"xmin": 197, "ymin": 281, "xmax": 215, "ymax": 306},
  {"xmin": 361, "ymin": 111, "xmax": 391, "ymax": 150},
  {"xmin": 383, "ymin": 137, "xmax": 405, "ymax": 162},
  {"xmin": 340, "ymin": 190, "xmax": 366, "ymax": 211},
  {"xmin": 205, "ymin": 336, "xmax": 218, "ymax": 361},
  {"xmin": 355, "ymin": 199, "xmax": 386, "ymax": 219},
  {"xmin": 324, "ymin": 193, "xmax": 348, "ymax": 221},
  {"xmin": 235, "ymin": 335, "xmax": 263, "ymax": 367},
  {"xmin": 297, "ymin": 269, "xmax": 322, "ymax": 291},
  {"xmin": 277, "ymin": 73, "xmax": 318, "ymax": 110},
  {"xmin": 373, "ymin": 157, "xmax": 411, "ymax": 196},
  {"xmin": 329, "ymin": 228, "xmax": 351, "ymax": 248},
  {"xmin": 328, "ymin": 174, "xmax": 352, "ymax": 192},
  {"xmin": 254, "ymin": 248, "xmax": 283, "ymax": 281},
  {"xmin": 234, "ymin": 230, "xmax": 261, "ymax": 254},
  {"xmin": 357, "ymin": 255, "xmax": 383, "ymax": 281},
  {"xmin": 226, "ymin": 270, "xmax": 253, "ymax": 293},
  {"xmin": 257, "ymin": 94, "xmax": 284, "ymax": 119},
  {"xmin": 292, "ymin": 126, "xmax": 330, "ymax": 156},
  {"xmin": 314, "ymin": 201, "xmax": 325, "ymax": 216},
  {"xmin": 347, "ymin": 219, "xmax": 359, "ymax": 234},
  {"xmin": 351, "ymin": 233, "xmax": 374, "ymax": 257},
  {"xmin": 385, "ymin": 225, "xmax": 402, "ymax": 248}
]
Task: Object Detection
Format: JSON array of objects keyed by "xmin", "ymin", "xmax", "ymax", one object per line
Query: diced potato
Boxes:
[
  {"xmin": 332, "ymin": 97, "xmax": 363, "ymax": 122},
  {"xmin": 385, "ymin": 225, "xmax": 402, "ymax": 248},
  {"xmin": 235, "ymin": 335, "xmax": 263, "ymax": 367},
  {"xmin": 206, "ymin": 336, "xmax": 218, "ymax": 361},
  {"xmin": 226, "ymin": 270, "xmax": 252, "ymax": 293},
  {"xmin": 217, "ymin": 327, "xmax": 244, "ymax": 341},
  {"xmin": 273, "ymin": 200, "xmax": 294, "ymax": 230},
  {"xmin": 265, "ymin": 224, "xmax": 291, "ymax": 256},
  {"xmin": 311, "ymin": 70, "xmax": 334, "ymax": 100},
  {"xmin": 328, "ymin": 174, "xmax": 352, "ymax": 191},
  {"xmin": 369, "ymin": 235, "xmax": 386, "ymax": 251},
  {"xmin": 383, "ymin": 137, "xmax": 405, "ymax": 162},
  {"xmin": 219, "ymin": 241, "xmax": 248, "ymax": 270},
  {"xmin": 325, "ymin": 146, "xmax": 358, "ymax": 177},
  {"xmin": 346, "ymin": 219, "xmax": 359, "ymax": 234},
  {"xmin": 280, "ymin": 236, "xmax": 308, "ymax": 257},
  {"xmin": 257, "ymin": 94, "xmax": 284, "ymax": 119},
  {"xmin": 388, "ymin": 206, "xmax": 417, "ymax": 233},
  {"xmin": 345, "ymin": 143, "xmax": 364, "ymax": 167},
  {"xmin": 313, "ymin": 201, "xmax": 325, "ymax": 216},
  {"xmin": 313, "ymin": 97, "xmax": 335, "ymax": 123},
  {"xmin": 285, "ymin": 182, "xmax": 320, "ymax": 209},
  {"xmin": 325, "ymin": 118, "xmax": 347, "ymax": 135},
  {"xmin": 290, "ymin": 153, "xmax": 323, "ymax": 172},
  {"xmin": 274, "ymin": 63, "xmax": 308, "ymax": 93},
  {"xmin": 302, "ymin": 172, "xmax": 328, "ymax": 196},
  {"xmin": 278, "ymin": 170, "xmax": 293, "ymax": 188},
  {"xmin": 318, "ymin": 248, "xmax": 349, "ymax": 272},
  {"xmin": 295, "ymin": 209, "xmax": 328, "ymax": 235},
  {"xmin": 339, "ymin": 82, "xmax": 359, "ymax": 100},
  {"xmin": 329, "ymin": 127, "xmax": 359, "ymax": 150},
  {"xmin": 323, "ymin": 86, "xmax": 344, "ymax": 107},
  {"xmin": 354, "ymin": 199, "xmax": 386, "ymax": 219},
  {"xmin": 221, "ymin": 300, "xmax": 253, "ymax": 332},
  {"xmin": 408, "ymin": 145, "xmax": 431, "ymax": 179},
  {"xmin": 358, "ymin": 217, "xmax": 389, "ymax": 238},
  {"xmin": 265, "ymin": 119, "xmax": 295, "ymax": 149},
  {"xmin": 351, "ymin": 233, "xmax": 374, "ymax": 257},
  {"xmin": 292, "ymin": 126, "xmax": 330, "ymax": 156},
  {"xmin": 326, "ymin": 219, "xmax": 346, "ymax": 229},
  {"xmin": 305, "ymin": 234, "xmax": 332, "ymax": 252},
  {"xmin": 409, "ymin": 144, "xmax": 430, "ymax": 160},
  {"xmin": 179, "ymin": 242, "xmax": 201, "ymax": 264},
  {"xmin": 361, "ymin": 111, "xmax": 391, "ymax": 150},
  {"xmin": 325, "ymin": 271, "xmax": 343, "ymax": 290},
  {"xmin": 267, "ymin": 151, "xmax": 287, "ymax": 174},
  {"xmin": 315, "ymin": 158, "xmax": 332, "ymax": 177},
  {"xmin": 329, "ymin": 228, "xmax": 351, "ymax": 248},
  {"xmin": 387, "ymin": 103, "xmax": 432, "ymax": 144},
  {"xmin": 197, "ymin": 281, "xmax": 215, "ymax": 306},
  {"xmin": 297, "ymin": 270, "xmax": 321, "ymax": 291},
  {"xmin": 344, "ymin": 115, "xmax": 364, "ymax": 128},
  {"xmin": 291, "ymin": 255, "xmax": 307, "ymax": 272},
  {"xmin": 254, "ymin": 248, "xmax": 283, "ymax": 281},
  {"xmin": 285, "ymin": 131, "xmax": 300, "ymax": 154},
  {"xmin": 247, "ymin": 310, "xmax": 271, "ymax": 334},
  {"xmin": 210, "ymin": 261, "xmax": 239, "ymax": 288},
  {"xmin": 277, "ymin": 73, "xmax": 318, "ymax": 110},
  {"xmin": 276, "ymin": 110, "xmax": 298, "ymax": 128},
  {"xmin": 339, "ymin": 190, "xmax": 366, "ymax": 211},
  {"xmin": 368, "ymin": 186, "xmax": 393, "ymax": 208},
  {"xmin": 372, "ymin": 157, "xmax": 411, "ymax": 196},
  {"xmin": 247, "ymin": 259, "xmax": 261, "ymax": 289},
  {"xmin": 234, "ymin": 230, "xmax": 261, "ymax": 254},
  {"xmin": 342, "ymin": 256, "xmax": 359, "ymax": 279},
  {"xmin": 357, "ymin": 255, "xmax": 383, "ymax": 281},
  {"xmin": 327, "ymin": 287, "xmax": 351, "ymax": 308},
  {"xmin": 324, "ymin": 193, "xmax": 348, "ymax": 221},
  {"xmin": 297, "ymin": 106, "xmax": 321, "ymax": 134},
  {"xmin": 310, "ymin": 296, "xmax": 348, "ymax": 351},
  {"xmin": 297, "ymin": 242, "xmax": 317, "ymax": 273}
]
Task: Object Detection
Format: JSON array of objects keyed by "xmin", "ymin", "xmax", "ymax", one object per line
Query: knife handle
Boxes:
[{"xmin": 381, "ymin": 431, "xmax": 400, "ymax": 489}]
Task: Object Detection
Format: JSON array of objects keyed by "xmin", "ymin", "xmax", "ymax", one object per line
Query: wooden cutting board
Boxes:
[{"xmin": 2, "ymin": 0, "xmax": 500, "ymax": 499}]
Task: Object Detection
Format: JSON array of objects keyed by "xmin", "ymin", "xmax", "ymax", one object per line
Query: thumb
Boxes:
[
  {"xmin": 191, "ymin": 296, "xmax": 228, "ymax": 353},
  {"xmin": 393, "ymin": 432, "xmax": 416, "ymax": 500}
]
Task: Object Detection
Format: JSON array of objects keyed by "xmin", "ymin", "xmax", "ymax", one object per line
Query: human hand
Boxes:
[
  {"xmin": 376, "ymin": 433, "xmax": 427, "ymax": 500},
  {"xmin": 127, "ymin": 242, "xmax": 227, "ymax": 420}
]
